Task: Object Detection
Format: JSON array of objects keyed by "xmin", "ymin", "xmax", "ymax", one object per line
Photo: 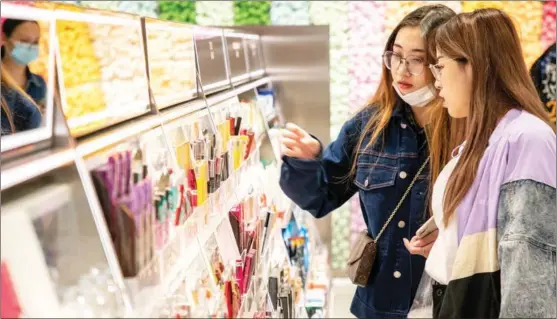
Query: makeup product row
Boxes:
[
  {"xmin": 175, "ymin": 106, "xmax": 257, "ymax": 213},
  {"xmin": 91, "ymin": 146, "xmax": 196, "ymax": 279},
  {"xmin": 92, "ymin": 148, "xmax": 155, "ymax": 278},
  {"xmin": 268, "ymin": 264, "xmax": 296, "ymax": 319},
  {"xmin": 149, "ymin": 189, "xmax": 297, "ymax": 318},
  {"xmin": 89, "ymin": 102, "xmax": 260, "ymax": 279}
]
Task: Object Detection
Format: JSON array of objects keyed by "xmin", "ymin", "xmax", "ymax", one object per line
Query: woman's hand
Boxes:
[
  {"xmin": 281, "ymin": 123, "xmax": 321, "ymax": 160},
  {"xmin": 403, "ymin": 229, "xmax": 439, "ymax": 258}
]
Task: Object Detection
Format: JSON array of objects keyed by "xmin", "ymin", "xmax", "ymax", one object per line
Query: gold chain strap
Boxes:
[{"xmin": 374, "ymin": 156, "xmax": 430, "ymax": 242}]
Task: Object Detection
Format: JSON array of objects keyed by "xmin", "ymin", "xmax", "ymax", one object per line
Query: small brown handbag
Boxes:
[{"xmin": 347, "ymin": 157, "xmax": 430, "ymax": 287}]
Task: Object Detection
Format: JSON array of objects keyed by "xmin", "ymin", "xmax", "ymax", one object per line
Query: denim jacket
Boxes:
[
  {"xmin": 25, "ymin": 67, "xmax": 47, "ymax": 106},
  {"xmin": 1, "ymin": 85, "xmax": 42, "ymax": 135},
  {"xmin": 280, "ymin": 100, "xmax": 430, "ymax": 318}
]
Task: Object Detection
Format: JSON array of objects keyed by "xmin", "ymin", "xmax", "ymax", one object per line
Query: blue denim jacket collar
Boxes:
[
  {"xmin": 24, "ymin": 67, "xmax": 47, "ymax": 105},
  {"xmin": 25, "ymin": 67, "xmax": 42, "ymax": 88}
]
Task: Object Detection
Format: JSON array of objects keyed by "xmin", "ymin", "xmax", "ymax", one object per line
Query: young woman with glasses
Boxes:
[
  {"xmin": 279, "ymin": 5, "xmax": 466, "ymax": 318},
  {"xmin": 406, "ymin": 8, "xmax": 556, "ymax": 319}
]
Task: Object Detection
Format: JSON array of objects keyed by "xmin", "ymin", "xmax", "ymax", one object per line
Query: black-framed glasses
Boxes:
[{"xmin": 382, "ymin": 51, "xmax": 427, "ymax": 76}]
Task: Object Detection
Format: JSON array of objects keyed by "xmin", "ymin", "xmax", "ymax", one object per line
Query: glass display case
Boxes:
[
  {"xmin": 1, "ymin": 3, "xmax": 56, "ymax": 153},
  {"xmin": 54, "ymin": 8, "xmax": 150, "ymax": 137},
  {"xmin": 0, "ymin": 166, "xmax": 129, "ymax": 318},
  {"xmin": 193, "ymin": 27, "xmax": 230, "ymax": 95},
  {"xmin": 144, "ymin": 17, "xmax": 197, "ymax": 110},
  {"xmin": 244, "ymin": 34, "xmax": 265, "ymax": 80},
  {"xmin": 223, "ymin": 30, "xmax": 250, "ymax": 85}
]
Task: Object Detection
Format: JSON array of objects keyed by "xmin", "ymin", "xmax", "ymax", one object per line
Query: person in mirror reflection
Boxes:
[
  {"xmin": 1, "ymin": 19, "xmax": 46, "ymax": 108},
  {"xmin": 1, "ymin": 68, "xmax": 42, "ymax": 135},
  {"xmin": 279, "ymin": 5, "xmax": 467, "ymax": 319},
  {"xmin": 406, "ymin": 8, "xmax": 556, "ymax": 319}
]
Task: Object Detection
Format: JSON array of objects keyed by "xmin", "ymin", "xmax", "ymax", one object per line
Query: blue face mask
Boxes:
[{"xmin": 9, "ymin": 41, "xmax": 39, "ymax": 65}]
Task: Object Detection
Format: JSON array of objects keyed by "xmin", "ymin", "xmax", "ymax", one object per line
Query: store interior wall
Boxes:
[{"xmin": 233, "ymin": 25, "xmax": 333, "ymax": 251}]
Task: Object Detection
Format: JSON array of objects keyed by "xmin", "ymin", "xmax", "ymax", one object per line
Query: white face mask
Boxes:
[{"xmin": 392, "ymin": 83, "xmax": 437, "ymax": 107}]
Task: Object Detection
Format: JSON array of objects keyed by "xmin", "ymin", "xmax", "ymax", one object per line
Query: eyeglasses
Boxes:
[
  {"xmin": 382, "ymin": 51, "xmax": 427, "ymax": 76},
  {"xmin": 429, "ymin": 57, "xmax": 467, "ymax": 81},
  {"xmin": 429, "ymin": 64, "xmax": 444, "ymax": 81}
]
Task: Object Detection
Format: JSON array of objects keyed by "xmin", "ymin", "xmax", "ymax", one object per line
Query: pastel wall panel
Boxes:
[
  {"xmin": 348, "ymin": 1, "xmax": 386, "ymax": 49},
  {"xmin": 79, "ymin": 1, "xmax": 121, "ymax": 11},
  {"xmin": 309, "ymin": 1, "xmax": 349, "ymax": 50},
  {"xmin": 462, "ymin": 1, "xmax": 544, "ymax": 67},
  {"xmin": 270, "ymin": 1, "xmax": 310, "ymax": 25},
  {"xmin": 196, "ymin": 1, "xmax": 234, "ymax": 26},
  {"xmin": 309, "ymin": 1, "xmax": 351, "ymax": 270},
  {"xmin": 330, "ymin": 203, "xmax": 352, "ymax": 270},
  {"xmin": 309, "ymin": 1, "xmax": 350, "ymax": 141},
  {"xmin": 542, "ymin": 1, "xmax": 556, "ymax": 49},
  {"xmin": 347, "ymin": 2, "xmax": 387, "ymax": 246},
  {"xmin": 118, "ymin": 1, "xmax": 158, "ymax": 17}
]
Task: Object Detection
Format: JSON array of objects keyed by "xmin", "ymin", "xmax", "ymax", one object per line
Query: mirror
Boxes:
[
  {"xmin": 1, "ymin": 3, "xmax": 56, "ymax": 152},
  {"xmin": 145, "ymin": 18, "xmax": 197, "ymax": 110},
  {"xmin": 55, "ymin": 10, "xmax": 150, "ymax": 137},
  {"xmin": 194, "ymin": 27, "xmax": 230, "ymax": 95}
]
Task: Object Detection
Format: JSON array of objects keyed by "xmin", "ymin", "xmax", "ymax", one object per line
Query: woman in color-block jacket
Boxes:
[{"xmin": 406, "ymin": 8, "xmax": 556, "ymax": 319}]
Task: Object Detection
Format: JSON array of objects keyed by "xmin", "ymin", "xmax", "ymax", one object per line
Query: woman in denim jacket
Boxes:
[
  {"xmin": 279, "ymin": 5, "xmax": 466, "ymax": 319},
  {"xmin": 406, "ymin": 9, "xmax": 556, "ymax": 318}
]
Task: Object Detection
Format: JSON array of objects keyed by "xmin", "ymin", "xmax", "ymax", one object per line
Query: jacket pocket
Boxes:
[{"xmin": 354, "ymin": 162, "xmax": 397, "ymax": 191}]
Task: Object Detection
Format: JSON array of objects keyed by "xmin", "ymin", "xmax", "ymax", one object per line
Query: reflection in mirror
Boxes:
[
  {"xmin": 56, "ymin": 17, "xmax": 150, "ymax": 137},
  {"xmin": 145, "ymin": 19, "xmax": 197, "ymax": 109},
  {"xmin": 1, "ymin": 18, "xmax": 49, "ymax": 136}
]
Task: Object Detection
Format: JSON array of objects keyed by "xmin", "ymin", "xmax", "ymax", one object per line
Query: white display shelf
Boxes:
[
  {"xmin": 128, "ymin": 140, "xmax": 264, "ymax": 318},
  {"xmin": 1, "ymin": 147, "xmax": 76, "ymax": 191},
  {"xmin": 1, "ymin": 3, "xmax": 331, "ymax": 318}
]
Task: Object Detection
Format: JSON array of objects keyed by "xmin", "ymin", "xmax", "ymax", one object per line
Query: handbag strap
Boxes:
[{"xmin": 374, "ymin": 156, "xmax": 430, "ymax": 242}]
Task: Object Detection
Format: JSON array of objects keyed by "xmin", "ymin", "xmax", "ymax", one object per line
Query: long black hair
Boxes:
[{"xmin": 1, "ymin": 19, "xmax": 39, "ymax": 59}]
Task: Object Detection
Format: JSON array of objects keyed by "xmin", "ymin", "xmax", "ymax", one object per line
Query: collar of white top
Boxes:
[{"xmin": 451, "ymin": 142, "xmax": 466, "ymax": 158}]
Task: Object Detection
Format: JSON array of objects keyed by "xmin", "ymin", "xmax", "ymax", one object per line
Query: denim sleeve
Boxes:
[
  {"xmin": 497, "ymin": 180, "xmax": 557, "ymax": 318},
  {"xmin": 279, "ymin": 113, "xmax": 364, "ymax": 219}
]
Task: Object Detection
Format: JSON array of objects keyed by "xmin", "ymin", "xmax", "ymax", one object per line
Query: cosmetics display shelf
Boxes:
[
  {"xmin": 1, "ymin": 4, "xmax": 332, "ymax": 318},
  {"xmin": 133, "ymin": 140, "xmax": 265, "ymax": 317},
  {"xmin": 0, "ymin": 77, "xmax": 271, "ymax": 193}
]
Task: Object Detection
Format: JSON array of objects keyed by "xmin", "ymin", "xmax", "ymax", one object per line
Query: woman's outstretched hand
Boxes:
[
  {"xmin": 281, "ymin": 123, "xmax": 321, "ymax": 160},
  {"xmin": 403, "ymin": 229, "xmax": 439, "ymax": 258}
]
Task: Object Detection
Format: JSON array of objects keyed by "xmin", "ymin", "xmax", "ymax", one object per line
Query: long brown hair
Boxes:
[
  {"xmin": 436, "ymin": 8, "xmax": 552, "ymax": 226},
  {"xmin": 348, "ymin": 5, "xmax": 465, "ymax": 209}
]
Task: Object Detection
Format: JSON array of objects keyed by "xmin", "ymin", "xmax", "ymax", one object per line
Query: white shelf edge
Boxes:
[{"xmin": 1, "ymin": 148, "xmax": 76, "ymax": 191}]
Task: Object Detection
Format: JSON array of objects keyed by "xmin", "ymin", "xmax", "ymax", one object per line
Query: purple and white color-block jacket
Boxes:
[{"xmin": 409, "ymin": 108, "xmax": 556, "ymax": 318}]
